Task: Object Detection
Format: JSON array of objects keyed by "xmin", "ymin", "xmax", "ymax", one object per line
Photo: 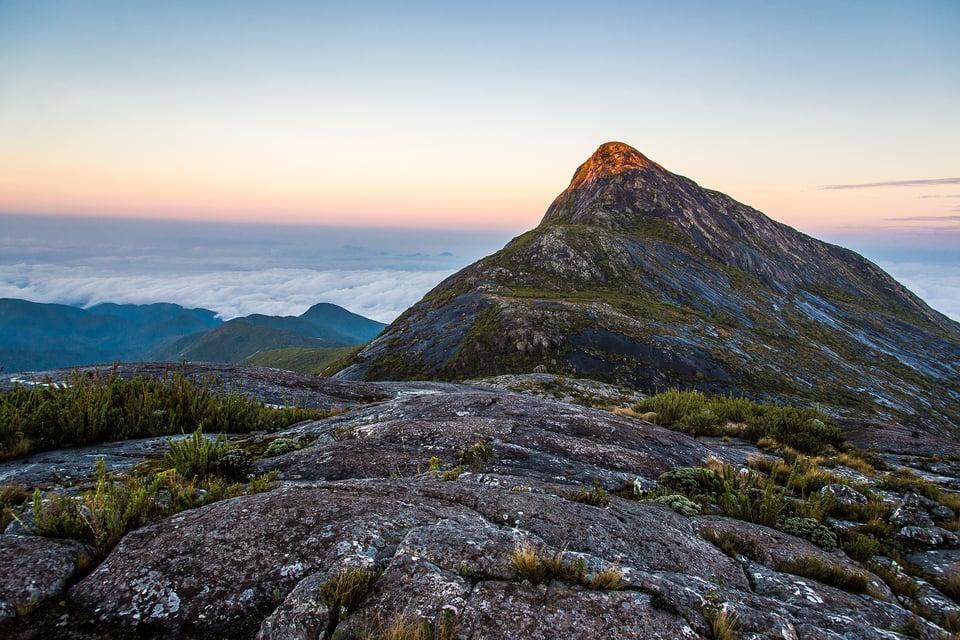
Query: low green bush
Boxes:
[
  {"xmin": 658, "ymin": 467, "xmax": 719, "ymax": 496},
  {"xmin": 31, "ymin": 457, "xmax": 276, "ymax": 555},
  {"xmin": 164, "ymin": 427, "xmax": 225, "ymax": 479},
  {"xmin": 633, "ymin": 389, "xmax": 842, "ymax": 455},
  {"xmin": 655, "ymin": 494, "xmax": 700, "ymax": 517},
  {"xmin": 264, "ymin": 437, "xmax": 300, "ymax": 457},
  {"xmin": 779, "ymin": 516, "xmax": 838, "ymax": 551}
]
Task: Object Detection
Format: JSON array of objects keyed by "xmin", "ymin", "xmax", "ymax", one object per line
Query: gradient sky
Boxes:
[{"xmin": 1, "ymin": 1, "xmax": 958, "ymax": 239}]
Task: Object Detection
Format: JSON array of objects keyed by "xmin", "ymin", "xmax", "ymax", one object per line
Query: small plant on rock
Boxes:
[
  {"xmin": 700, "ymin": 526, "xmax": 766, "ymax": 563},
  {"xmin": 458, "ymin": 439, "xmax": 491, "ymax": 471},
  {"xmin": 560, "ymin": 477, "xmax": 610, "ymax": 507},
  {"xmin": 779, "ymin": 517, "xmax": 838, "ymax": 551},
  {"xmin": 320, "ymin": 567, "xmax": 381, "ymax": 622},
  {"xmin": 655, "ymin": 494, "xmax": 701, "ymax": 517},
  {"xmin": 583, "ymin": 563, "xmax": 625, "ymax": 590},
  {"xmin": 214, "ymin": 448, "xmax": 252, "ymax": 481},
  {"xmin": 264, "ymin": 437, "xmax": 300, "ymax": 457}
]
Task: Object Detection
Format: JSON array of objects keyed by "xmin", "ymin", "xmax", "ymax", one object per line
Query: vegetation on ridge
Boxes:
[{"xmin": 0, "ymin": 367, "xmax": 329, "ymax": 460}]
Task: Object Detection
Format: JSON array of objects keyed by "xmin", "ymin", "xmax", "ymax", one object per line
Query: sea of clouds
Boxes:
[
  {"xmin": 1, "ymin": 214, "xmax": 957, "ymax": 324},
  {"xmin": 0, "ymin": 215, "xmax": 514, "ymax": 323}
]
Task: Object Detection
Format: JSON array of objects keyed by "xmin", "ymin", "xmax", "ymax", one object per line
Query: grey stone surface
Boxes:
[{"xmin": 0, "ymin": 535, "xmax": 95, "ymax": 624}]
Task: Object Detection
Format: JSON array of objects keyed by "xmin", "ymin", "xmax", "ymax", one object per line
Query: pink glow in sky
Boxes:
[{"xmin": 1, "ymin": 1, "xmax": 958, "ymax": 237}]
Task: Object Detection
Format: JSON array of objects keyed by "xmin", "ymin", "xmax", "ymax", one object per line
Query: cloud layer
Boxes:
[
  {"xmin": 2, "ymin": 215, "xmax": 957, "ymax": 326},
  {"xmin": 0, "ymin": 264, "xmax": 451, "ymax": 323},
  {"xmin": 0, "ymin": 215, "xmax": 513, "ymax": 323}
]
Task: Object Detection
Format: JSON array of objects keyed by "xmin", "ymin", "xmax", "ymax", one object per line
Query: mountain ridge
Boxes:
[
  {"xmin": 0, "ymin": 299, "xmax": 385, "ymax": 372},
  {"xmin": 336, "ymin": 142, "xmax": 960, "ymax": 435}
]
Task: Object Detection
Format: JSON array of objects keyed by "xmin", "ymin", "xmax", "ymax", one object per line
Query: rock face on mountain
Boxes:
[{"xmin": 336, "ymin": 142, "xmax": 960, "ymax": 436}]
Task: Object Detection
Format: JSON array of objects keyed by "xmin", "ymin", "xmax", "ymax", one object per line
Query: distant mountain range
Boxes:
[
  {"xmin": 0, "ymin": 299, "xmax": 385, "ymax": 373},
  {"xmin": 336, "ymin": 142, "xmax": 960, "ymax": 436}
]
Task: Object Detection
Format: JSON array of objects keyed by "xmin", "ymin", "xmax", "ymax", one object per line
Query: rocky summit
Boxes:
[
  {"xmin": 1, "ymin": 364, "xmax": 959, "ymax": 639},
  {"xmin": 336, "ymin": 142, "xmax": 960, "ymax": 437}
]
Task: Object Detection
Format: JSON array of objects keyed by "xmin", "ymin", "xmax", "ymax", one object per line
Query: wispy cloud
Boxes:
[
  {"xmin": 819, "ymin": 177, "xmax": 960, "ymax": 190},
  {"xmin": 919, "ymin": 194, "xmax": 960, "ymax": 199},
  {"xmin": 884, "ymin": 215, "xmax": 960, "ymax": 222}
]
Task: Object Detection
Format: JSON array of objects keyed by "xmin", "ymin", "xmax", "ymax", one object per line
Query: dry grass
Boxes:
[
  {"xmin": 512, "ymin": 541, "xmax": 623, "ymax": 591},
  {"xmin": 710, "ymin": 608, "xmax": 738, "ymax": 640},
  {"xmin": 512, "ymin": 540, "xmax": 564, "ymax": 585},
  {"xmin": 939, "ymin": 491, "xmax": 960, "ymax": 512},
  {"xmin": 583, "ymin": 564, "xmax": 625, "ymax": 590},
  {"xmin": 866, "ymin": 561, "xmax": 918, "ymax": 599},
  {"xmin": 825, "ymin": 451, "xmax": 875, "ymax": 474},
  {"xmin": 376, "ymin": 611, "xmax": 458, "ymax": 640}
]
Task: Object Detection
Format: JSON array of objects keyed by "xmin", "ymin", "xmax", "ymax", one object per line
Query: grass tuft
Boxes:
[
  {"xmin": 777, "ymin": 556, "xmax": 868, "ymax": 593},
  {"xmin": 320, "ymin": 567, "xmax": 380, "ymax": 621},
  {"xmin": 560, "ymin": 478, "xmax": 610, "ymax": 507}
]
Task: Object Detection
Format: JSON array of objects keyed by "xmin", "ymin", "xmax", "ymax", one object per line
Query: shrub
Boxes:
[
  {"xmin": 655, "ymin": 494, "xmax": 701, "ymax": 517},
  {"xmin": 264, "ymin": 437, "xmax": 300, "ymax": 457},
  {"xmin": 634, "ymin": 389, "xmax": 705, "ymax": 427},
  {"xmin": 744, "ymin": 406, "xmax": 843, "ymax": 455},
  {"xmin": 779, "ymin": 517, "xmax": 838, "ymax": 551},
  {"xmin": 777, "ymin": 556, "xmax": 868, "ymax": 593},
  {"xmin": 658, "ymin": 467, "xmax": 719, "ymax": 496},
  {"xmin": 164, "ymin": 427, "xmax": 225, "ymax": 479},
  {"xmin": 719, "ymin": 480, "xmax": 785, "ymax": 528},
  {"xmin": 0, "ymin": 368, "xmax": 327, "ymax": 460},
  {"xmin": 32, "ymin": 459, "xmax": 164, "ymax": 554},
  {"xmin": 214, "ymin": 448, "xmax": 252, "ymax": 481},
  {"xmin": 841, "ymin": 532, "xmax": 880, "ymax": 562},
  {"xmin": 31, "ymin": 460, "xmax": 276, "ymax": 554},
  {"xmin": 633, "ymin": 389, "xmax": 843, "ymax": 455}
]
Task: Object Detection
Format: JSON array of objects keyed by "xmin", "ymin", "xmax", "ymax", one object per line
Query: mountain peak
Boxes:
[{"xmin": 568, "ymin": 141, "xmax": 661, "ymax": 189}]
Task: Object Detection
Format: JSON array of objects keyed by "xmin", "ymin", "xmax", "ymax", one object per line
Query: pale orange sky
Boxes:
[{"xmin": 1, "ymin": 2, "xmax": 958, "ymax": 237}]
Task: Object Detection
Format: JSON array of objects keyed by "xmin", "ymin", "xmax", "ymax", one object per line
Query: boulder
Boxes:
[{"xmin": 0, "ymin": 535, "xmax": 95, "ymax": 624}]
